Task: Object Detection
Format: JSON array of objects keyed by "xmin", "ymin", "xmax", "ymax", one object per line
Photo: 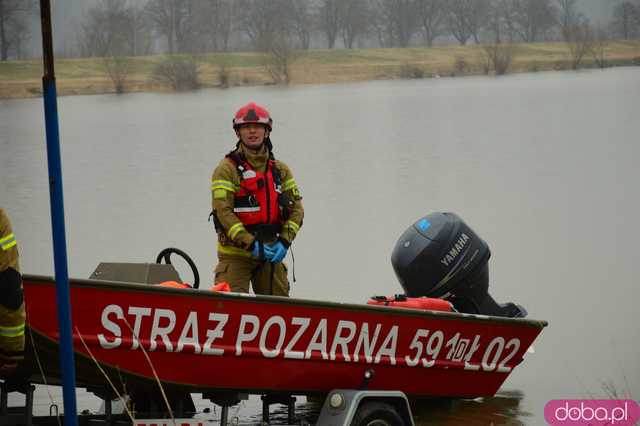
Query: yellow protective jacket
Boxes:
[
  {"xmin": 211, "ymin": 144, "xmax": 304, "ymax": 257},
  {"xmin": 0, "ymin": 208, "xmax": 26, "ymax": 364}
]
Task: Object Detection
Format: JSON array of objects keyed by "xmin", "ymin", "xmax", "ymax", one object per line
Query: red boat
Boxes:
[{"xmin": 13, "ymin": 213, "xmax": 547, "ymax": 422}]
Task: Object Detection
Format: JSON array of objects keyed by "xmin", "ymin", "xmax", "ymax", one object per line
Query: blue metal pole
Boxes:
[{"xmin": 39, "ymin": 1, "xmax": 78, "ymax": 425}]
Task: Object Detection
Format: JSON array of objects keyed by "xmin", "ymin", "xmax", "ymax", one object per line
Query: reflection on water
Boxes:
[
  {"xmin": 245, "ymin": 400, "xmax": 321, "ymax": 425},
  {"xmin": 412, "ymin": 390, "xmax": 529, "ymax": 426}
]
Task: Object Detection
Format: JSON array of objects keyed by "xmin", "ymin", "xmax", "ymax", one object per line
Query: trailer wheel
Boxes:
[{"xmin": 351, "ymin": 401, "xmax": 404, "ymax": 426}]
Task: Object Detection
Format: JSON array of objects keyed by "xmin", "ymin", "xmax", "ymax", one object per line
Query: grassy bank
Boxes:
[{"xmin": 1, "ymin": 41, "xmax": 639, "ymax": 99}]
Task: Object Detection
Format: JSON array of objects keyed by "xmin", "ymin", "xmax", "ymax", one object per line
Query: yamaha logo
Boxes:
[{"xmin": 440, "ymin": 233, "xmax": 470, "ymax": 267}]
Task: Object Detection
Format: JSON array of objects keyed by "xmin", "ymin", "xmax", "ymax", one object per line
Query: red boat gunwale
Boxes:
[{"xmin": 24, "ymin": 274, "xmax": 548, "ymax": 327}]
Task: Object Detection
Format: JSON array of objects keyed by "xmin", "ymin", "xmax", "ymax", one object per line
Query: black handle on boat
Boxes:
[{"xmin": 155, "ymin": 247, "xmax": 200, "ymax": 289}]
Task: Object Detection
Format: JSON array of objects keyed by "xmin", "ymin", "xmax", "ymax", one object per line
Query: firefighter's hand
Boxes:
[
  {"xmin": 251, "ymin": 240, "xmax": 274, "ymax": 260},
  {"xmin": 267, "ymin": 240, "xmax": 288, "ymax": 263}
]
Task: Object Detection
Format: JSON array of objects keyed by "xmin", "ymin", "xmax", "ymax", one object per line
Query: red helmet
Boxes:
[{"xmin": 232, "ymin": 102, "xmax": 273, "ymax": 130}]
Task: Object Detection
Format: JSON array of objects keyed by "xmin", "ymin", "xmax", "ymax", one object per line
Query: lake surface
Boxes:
[{"xmin": 1, "ymin": 67, "xmax": 639, "ymax": 424}]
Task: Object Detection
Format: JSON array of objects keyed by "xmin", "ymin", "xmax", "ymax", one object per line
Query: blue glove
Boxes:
[
  {"xmin": 266, "ymin": 240, "xmax": 288, "ymax": 263},
  {"xmin": 251, "ymin": 240, "xmax": 274, "ymax": 260}
]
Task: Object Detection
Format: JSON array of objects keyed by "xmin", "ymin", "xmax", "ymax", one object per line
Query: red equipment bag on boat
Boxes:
[
  {"xmin": 157, "ymin": 281, "xmax": 191, "ymax": 289},
  {"xmin": 368, "ymin": 295, "xmax": 452, "ymax": 312},
  {"xmin": 157, "ymin": 281, "xmax": 231, "ymax": 292},
  {"xmin": 211, "ymin": 282, "xmax": 231, "ymax": 292}
]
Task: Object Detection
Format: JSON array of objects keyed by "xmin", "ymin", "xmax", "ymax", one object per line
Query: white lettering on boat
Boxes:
[
  {"xmin": 96, "ymin": 305, "xmax": 522, "ymax": 372},
  {"xmin": 305, "ymin": 318, "xmax": 328, "ymax": 360},
  {"xmin": 201, "ymin": 313, "xmax": 228, "ymax": 355},
  {"xmin": 440, "ymin": 233, "xmax": 470, "ymax": 267},
  {"xmin": 330, "ymin": 320, "xmax": 357, "ymax": 362},
  {"xmin": 462, "ymin": 335, "xmax": 482, "ymax": 371},
  {"xmin": 283, "ymin": 317, "xmax": 309, "ymax": 360},
  {"xmin": 259, "ymin": 315, "xmax": 287, "ymax": 358},
  {"xmin": 128, "ymin": 306, "xmax": 151, "ymax": 350},
  {"xmin": 235, "ymin": 314, "xmax": 259, "ymax": 355},
  {"xmin": 177, "ymin": 312, "xmax": 200, "ymax": 354},
  {"xmin": 98, "ymin": 304, "xmax": 124, "ymax": 349},
  {"xmin": 374, "ymin": 325, "xmax": 398, "ymax": 365},
  {"xmin": 353, "ymin": 323, "xmax": 382, "ymax": 363},
  {"xmin": 149, "ymin": 309, "xmax": 176, "ymax": 352}
]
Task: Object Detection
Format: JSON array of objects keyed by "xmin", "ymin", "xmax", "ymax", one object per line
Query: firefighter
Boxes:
[
  {"xmin": 0, "ymin": 208, "xmax": 26, "ymax": 372},
  {"xmin": 210, "ymin": 102, "xmax": 303, "ymax": 296}
]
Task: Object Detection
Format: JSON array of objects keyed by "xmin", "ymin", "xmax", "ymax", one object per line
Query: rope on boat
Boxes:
[
  {"xmin": 116, "ymin": 368, "xmax": 129, "ymax": 402},
  {"xmin": 121, "ymin": 317, "xmax": 177, "ymax": 426},
  {"xmin": 27, "ymin": 326, "xmax": 62, "ymax": 426},
  {"xmin": 75, "ymin": 327, "xmax": 136, "ymax": 423}
]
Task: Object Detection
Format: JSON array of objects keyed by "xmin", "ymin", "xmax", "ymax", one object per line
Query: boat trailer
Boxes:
[{"xmin": 0, "ymin": 382, "xmax": 415, "ymax": 426}]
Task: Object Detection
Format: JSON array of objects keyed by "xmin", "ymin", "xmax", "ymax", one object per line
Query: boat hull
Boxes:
[{"xmin": 21, "ymin": 275, "xmax": 546, "ymax": 398}]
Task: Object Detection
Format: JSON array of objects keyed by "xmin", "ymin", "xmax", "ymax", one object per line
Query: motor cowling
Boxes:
[{"xmin": 390, "ymin": 212, "xmax": 527, "ymax": 318}]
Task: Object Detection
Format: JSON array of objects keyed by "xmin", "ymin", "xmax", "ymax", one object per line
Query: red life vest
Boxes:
[{"xmin": 226, "ymin": 153, "xmax": 283, "ymax": 230}]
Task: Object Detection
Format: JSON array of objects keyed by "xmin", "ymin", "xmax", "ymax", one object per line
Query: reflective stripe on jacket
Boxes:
[
  {"xmin": 0, "ymin": 209, "xmax": 25, "ymax": 363},
  {"xmin": 211, "ymin": 145, "xmax": 304, "ymax": 253}
]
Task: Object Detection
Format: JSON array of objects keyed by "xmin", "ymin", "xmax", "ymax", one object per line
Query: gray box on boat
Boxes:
[{"xmin": 89, "ymin": 263, "xmax": 180, "ymax": 285}]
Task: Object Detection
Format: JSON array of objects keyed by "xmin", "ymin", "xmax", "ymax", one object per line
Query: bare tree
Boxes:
[
  {"xmin": 486, "ymin": 0, "xmax": 527, "ymax": 43},
  {"xmin": 103, "ymin": 55, "xmax": 134, "ymax": 93},
  {"xmin": 415, "ymin": 0, "xmax": 446, "ymax": 46},
  {"xmin": 130, "ymin": 6, "xmax": 153, "ymax": 56},
  {"xmin": 341, "ymin": 0, "xmax": 369, "ymax": 48},
  {"xmin": 591, "ymin": 24, "xmax": 609, "ymax": 68},
  {"xmin": 484, "ymin": 0, "xmax": 509, "ymax": 43},
  {"xmin": 369, "ymin": 0, "xmax": 394, "ymax": 47},
  {"xmin": 152, "ymin": 55, "xmax": 201, "ymax": 90},
  {"xmin": 566, "ymin": 19, "xmax": 594, "ymax": 69},
  {"xmin": 235, "ymin": 0, "xmax": 300, "ymax": 81},
  {"xmin": 145, "ymin": 0, "xmax": 195, "ymax": 54},
  {"xmin": 447, "ymin": 0, "xmax": 474, "ymax": 45},
  {"xmin": 555, "ymin": 0, "xmax": 582, "ymax": 41},
  {"xmin": 482, "ymin": 0, "xmax": 516, "ymax": 74},
  {"xmin": 77, "ymin": 1, "xmax": 143, "ymax": 92},
  {"xmin": 467, "ymin": 0, "xmax": 491, "ymax": 44},
  {"xmin": 371, "ymin": 0, "xmax": 417, "ymax": 47},
  {"xmin": 288, "ymin": 0, "xmax": 314, "ymax": 49},
  {"xmin": 502, "ymin": 0, "xmax": 556, "ymax": 42},
  {"xmin": 483, "ymin": 41, "xmax": 516, "ymax": 75},
  {"xmin": 236, "ymin": 0, "xmax": 290, "ymax": 51},
  {"xmin": 215, "ymin": 0, "xmax": 233, "ymax": 51},
  {"xmin": 0, "ymin": 0, "xmax": 36, "ymax": 61},
  {"xmin": 77, "ymin": 0, "xmax": 138, "ymax": 57},
  {"xmin": 191, "ymin": 0, "xmax": 233, "ymax": 52},
  {"xmin": 611, "ymin": 2, "xmax": 639, "ymax": 40},
  {"xmin": 262, "ymin": 31, "xmax": 301, "ymax": 84},
  {"xmin": 5, "ymin": 12, "xmax": 30, "ymax": 59},
  {"xmin": 393, "ymin": 0, "xmax": 418, "ymax": 47},
  {"xmin": 318, "ymin": 0, "xmax": 341, "ymax": 48}
]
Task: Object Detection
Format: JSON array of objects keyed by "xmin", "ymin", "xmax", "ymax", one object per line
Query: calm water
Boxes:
[{"xmin": 1, "ymin": 67, "xmax": 639, "ymax": 424}]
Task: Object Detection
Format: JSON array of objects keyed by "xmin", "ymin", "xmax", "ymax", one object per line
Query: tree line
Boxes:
[{"xmin": 1, "ymin": 0, "xmax": 639, "ymax": 61}]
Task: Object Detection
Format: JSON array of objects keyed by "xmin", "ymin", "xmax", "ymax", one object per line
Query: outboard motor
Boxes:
[{"xmin": 391, "ymin": 212, "xmax": 527, "ymax": 318}]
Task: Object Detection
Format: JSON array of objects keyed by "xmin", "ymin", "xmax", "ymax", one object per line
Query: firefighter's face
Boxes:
[{"xmin": 237, "ymin": 123, "xmax": 268, "ymax": 151}]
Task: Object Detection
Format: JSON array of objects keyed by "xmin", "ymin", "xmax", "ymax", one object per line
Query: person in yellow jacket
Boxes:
[
  {"xmin": 210, "ymin": 102, "xmax": 303, "ymax": 296},
  {"xmin": 0, "ymin": 208, "xmax": 26, "ymax": 373}
]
